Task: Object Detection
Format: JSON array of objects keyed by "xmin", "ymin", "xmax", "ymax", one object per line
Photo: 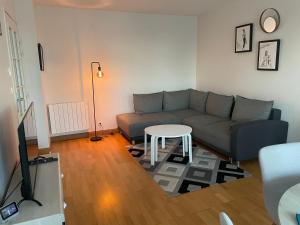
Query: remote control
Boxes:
[{"xmin": 29, "ymin": 157, "xmax": 58, "ymax": 166}]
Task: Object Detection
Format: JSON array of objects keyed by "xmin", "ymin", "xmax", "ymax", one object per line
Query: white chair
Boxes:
[
  {"xmin": 219, "ymin": 212, "xmax": 234, "ymax": 225},
  {"xmin": 259, "ymin": 143, "xmax": 300, "ymax": 224}
]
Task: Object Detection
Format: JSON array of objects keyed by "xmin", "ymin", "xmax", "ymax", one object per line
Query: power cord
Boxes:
[
  {"xmin": 0, "ymin": 161, "xmax": 20, "ymax": 207},
  {"xmin": 98, "ymin": 123, "xmax": 115, "ymax": 136},
  {"xmin": 1, "ymin": 181, "xmax": 22, "ymax": 206},
  {"xmin": 1, "ymin": 151, "xmax": 41, "ymax": 207}
]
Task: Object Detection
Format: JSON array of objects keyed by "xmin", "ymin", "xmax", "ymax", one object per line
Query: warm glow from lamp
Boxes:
[
  {"xmin": 97, "ymin": 66, "xmax": 103, "ymax": 78},
  {"xmin": 99, "ymin": 191, "xmax": 118, "ymax": 209}
]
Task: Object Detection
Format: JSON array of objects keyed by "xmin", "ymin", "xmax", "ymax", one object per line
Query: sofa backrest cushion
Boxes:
[
  {"xmin": 206, "ymin": 92, "xmax": 234, "ymax": 118},
  {"xmin": 189, "ymin": 89, "xmax": 208, "ymax": 113},
  {"xmin": 133, "ymin": 92, "xmax": 163, "ymax": 114},
  {"xmin": 163, "ymin": 90, "xmax": 190, "ymax": 111},
  {"xmin": 232, "ymin": 95, "xmax": 274, "ymax": 121}
]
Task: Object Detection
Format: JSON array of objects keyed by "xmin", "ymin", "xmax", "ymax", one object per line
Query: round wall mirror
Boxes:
[{"xmin": 260, "ymin": 8, "xmax": 280, "ymax": 33}]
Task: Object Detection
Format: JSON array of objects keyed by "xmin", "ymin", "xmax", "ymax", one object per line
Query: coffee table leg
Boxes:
[
  {"xmin": 155, "ymin": 136, "xmax": 159, "ymax": 161},
  {"xmin": 162, "ymin": 137, "xmax": 166, "ymax": 149},
  {"xmin": 188, "ymin": 134, "xmax": 192, "ymax": 163},
  {"xmin": 151, "ymin": 136, "xmax": 155, "ymax": 166},
  {"xmin": 185, "ymin": 136, "xmax": 188, "ymax": 152},
  {"xmin": 144, "ymin": 132, "xmax": 147, "ymax": 155},
  {"xmin": 182, "ymin": 136, "xmax": 185, "ymax": 157}
]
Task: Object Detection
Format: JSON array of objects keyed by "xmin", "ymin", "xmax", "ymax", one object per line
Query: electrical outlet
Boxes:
[{"xmin": 98, "ymin": 122, "xmax": 103, "ymax": 129}]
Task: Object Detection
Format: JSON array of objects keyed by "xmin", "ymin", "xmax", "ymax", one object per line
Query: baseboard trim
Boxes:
[
  {"xmin": 50, "ymin": 128, "xmax": 119, "ymax": 142},
  {"xmin": 51, "ymin": 132, "xmax": 89, "ymax": 142},
  {"xmin": 38, "ymin": 148, "xmax": 52, "ymax": 155},
  {"xmin": 90, "ymin": 128, "xmax": 119, "ymax": 136}
]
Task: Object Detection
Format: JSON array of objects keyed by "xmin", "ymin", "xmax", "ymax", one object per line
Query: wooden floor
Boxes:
[{"xmin": 47, "ymin": 134, "xmax": 273, "ymax": 225}]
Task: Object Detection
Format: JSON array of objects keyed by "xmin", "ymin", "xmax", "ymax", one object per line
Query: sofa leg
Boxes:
[{"xmin": 131, "ymin": 140, "xmax": 136, "ymax": 145}]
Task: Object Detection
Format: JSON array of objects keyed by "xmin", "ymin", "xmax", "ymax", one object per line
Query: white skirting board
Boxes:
[{"xmin": 48, "ymin": 102, "xmax": 89, "ymax": 136}]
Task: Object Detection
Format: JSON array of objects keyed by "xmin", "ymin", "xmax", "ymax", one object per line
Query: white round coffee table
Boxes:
[
  {"xmin": 144, "ymin": 124, "xmax": 193, "ymax": 166},
  {"xmin": 278, "ymin": 183, "xmax": 300, "ymax": 225}
]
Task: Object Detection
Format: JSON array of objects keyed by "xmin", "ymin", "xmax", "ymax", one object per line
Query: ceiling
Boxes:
[{"xmin": 34, "ymin": 0, "xmax": 229, "ymax": 16}]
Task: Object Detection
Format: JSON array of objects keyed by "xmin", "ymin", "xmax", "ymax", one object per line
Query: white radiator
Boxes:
[
  {"xmin": 24, "ymin": 104, "xmax": 37, "ymax": 140},
  {"xmin": 48, "ymin": 102, "xmax": 89, "ymax": 136}
]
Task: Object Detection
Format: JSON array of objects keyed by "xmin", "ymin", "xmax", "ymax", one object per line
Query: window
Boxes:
[{"xmin": 6, "ymin": 14, "xmax": 27, "ymax": 119}]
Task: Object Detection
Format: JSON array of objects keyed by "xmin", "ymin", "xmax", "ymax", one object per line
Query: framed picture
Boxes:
[
  {"xmin": 37, "ymin": 43, "xmax": 44, "ymax": 71},
  {"xmin": 257, "ymin": 39, "xmax": 280, "ymax": 71},
  {"xmin": 235, "ymin": 23, "xmax": 253, "ymax": 53}
]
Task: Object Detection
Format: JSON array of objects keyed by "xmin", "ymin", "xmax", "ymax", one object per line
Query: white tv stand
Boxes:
[{"xmin": 3, "ymin": 153, "xmax": 65, "ymax": 225}]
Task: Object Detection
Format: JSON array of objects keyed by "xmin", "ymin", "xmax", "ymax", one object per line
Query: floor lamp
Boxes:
[{"xmin": 90, "ymin": 61, "xmax": 103, "ymax": 142}]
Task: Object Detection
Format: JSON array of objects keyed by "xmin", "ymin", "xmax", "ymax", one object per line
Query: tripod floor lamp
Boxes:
[{"xmin": 90, "ymin": 61, "xmax": 103, "ymax": 142}]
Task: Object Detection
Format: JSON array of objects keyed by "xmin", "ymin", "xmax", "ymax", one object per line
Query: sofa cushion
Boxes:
[
  {"xmin": 189, "ymin": 89, "xmax": 208, "ymax": 113},
  {"xmin": 232, "ymin": 95, "xmax": 274, "ymax": 121},
  {"xmin": 183, "ymin": 114, "xmax": 227, "ymax": 128},
  {"xmin": 133, "ymin": 92, "xmax": 163, "ymax": 114},
  {"xmin": 169, "ymin": 109, "xmax": 202, "ymax": 122},
  {"xmin": 206, "ymin": 92, "xmax": 234, "ymax": 118},
  {"xmin": 116, "ymin": 112, "xmax": 180, "ymax": 138},
  {"xmin": 192, "ymin": 121, "xmax": 232, "ymax": 153},
  {"xmin": 163, "ymin": 90, "xmax": 190, "ymax": 111}
]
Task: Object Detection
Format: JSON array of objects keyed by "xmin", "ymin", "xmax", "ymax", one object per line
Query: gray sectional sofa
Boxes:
[{"xmin": 117, "ymin": 89, "xmax": 288, "ymax": 161}]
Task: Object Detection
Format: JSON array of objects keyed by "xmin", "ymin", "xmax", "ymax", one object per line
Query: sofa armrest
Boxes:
[
  {"xmin": 269, "ymin": 108, "xmax": 281, "ymax": 120},
  {"xmin": 230, "ymin": 120, "xmax": 289, "ymax": 161}
]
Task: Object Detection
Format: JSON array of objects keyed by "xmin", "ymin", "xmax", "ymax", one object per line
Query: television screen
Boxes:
[{"xmin": 18, "ymin": 102, "xmax": 38, "ymax": 201}]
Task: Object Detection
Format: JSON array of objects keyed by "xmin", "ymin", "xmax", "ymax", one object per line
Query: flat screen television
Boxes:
[{"xmin": 17, "ymin": 102, "xmax": 42, "ymax": 206}]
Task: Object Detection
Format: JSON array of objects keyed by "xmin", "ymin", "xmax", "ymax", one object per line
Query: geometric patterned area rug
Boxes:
[{"xmin": 128, "ymin": 139, "xmax": 251, "ymax": 197}]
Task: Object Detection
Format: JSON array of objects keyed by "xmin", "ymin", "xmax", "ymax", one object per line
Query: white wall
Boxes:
[
  {"xmin": 197, "ymin": 0, "xmax": 300, "ymax": 141},
  {"xmin": 14, "ymin": 0, "xmax": 50, "ymax": 148},
  {"xmin": 0, "ymin": 0, "xmax": 19, "ymax": 202},
  {"xmin": 14, "ymin": 0, "xmax": 50, "ymax": 149},
  {"xmin": 35, "ymin": 6, "xmax": 197, "ymax": 131}
]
